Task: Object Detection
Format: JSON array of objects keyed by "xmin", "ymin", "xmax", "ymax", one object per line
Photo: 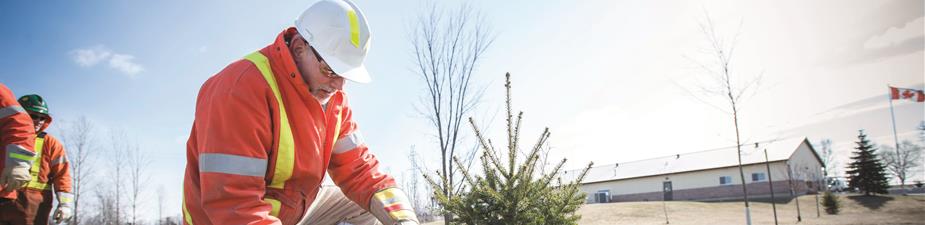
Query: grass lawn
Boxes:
[{"xmin": 423, "ymin": 194, "xmax": 925, "ymax": 225}]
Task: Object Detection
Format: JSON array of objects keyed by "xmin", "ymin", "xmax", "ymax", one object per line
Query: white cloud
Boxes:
[
  {"xmin": 863, "ymin": 17, "xmax": 924, "ymax": 49},
  {"xmin": 108, "ymin": 53, "xmax": 144, "ymax": 76},
  {"xmin": 70, "ymin": 45, "xmax": 111, "ymax": 67},
  {"xmin": 69, "ymin": 45, "xmax": 144, "ymax": 77}
]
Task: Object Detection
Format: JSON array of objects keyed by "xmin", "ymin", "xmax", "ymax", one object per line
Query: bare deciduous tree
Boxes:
[
  {"xmin": 88, "ymin": 187, "xmax": 119, "ymax": 225},
  {"xmin": 684, "ymin": 11, "xmax": 763, "ymax": 224},
  {"xmin": 109, "ymin": 129, "xmax": 129, "ymax": 225},
  {"xmin": 881, "ymin": 141, "xmax": 923, "ymax": 195},
  {"xmin": 60, "ymin": 116, "xmax": 97, "ymax": 225},
  {"xmin": 158, "ymin": 185, "xmax": 165, "ymax": 225},
  {"xmin": 127, "ymin": 138, "xmax": 151, "ymax": 225},
  {"xmin": 815, "ymin": 138, "xmax": 837, "ymax": 190},
  {"xmin": 815, "ymin": 139, "xmax": 835, "ymax": 174},
  {"xmin": 410, "ymin": 3, "xmax": 494, "ymax": 224},
  {"xmin": 404, "ymin": 147, "xmax": 423, "ymax": 220}
]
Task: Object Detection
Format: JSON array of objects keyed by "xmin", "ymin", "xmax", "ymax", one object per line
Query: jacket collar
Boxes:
[{"xmin": 261, "ymin": 27, "xmax": 313, "ymax": 101}]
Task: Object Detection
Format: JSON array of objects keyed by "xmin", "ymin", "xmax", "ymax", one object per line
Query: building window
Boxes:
[
  {"xmin": 752, "ymin": 172, "xmax": 766, "ymax": 181},
  {"xmin": 594, "ymin": 190, "xmax": 610, "ymax": 203},
  {"xmin": 720, "ymin": 176, "xmax": 733, "ymax": 185}
]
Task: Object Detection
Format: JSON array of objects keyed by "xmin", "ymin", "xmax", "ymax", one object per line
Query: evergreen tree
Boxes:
[
  {"xmin": 425, "ymin": 73, "xmax": 593, "ymax": 225},
  {"xmin": 845, "ymin": 130, "xmax": 890, "ymax": 195}
]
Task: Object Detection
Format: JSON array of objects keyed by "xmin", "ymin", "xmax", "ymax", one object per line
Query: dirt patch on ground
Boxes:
[{"xmin": 422, "ymin": 194, "xmax": 925, "ymax": 225}]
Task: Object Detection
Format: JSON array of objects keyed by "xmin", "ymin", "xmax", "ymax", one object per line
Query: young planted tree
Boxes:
[
  {"xmin": 425, "ymin": 73, "xmax": 593, "ymax": 225},
  {"xmin": 685, "ymin": 12, "xmax": 763, "ymax": 223},
  {"xmin": 845, "ymin": 130, "xmax": 890, "ymax": 195}
]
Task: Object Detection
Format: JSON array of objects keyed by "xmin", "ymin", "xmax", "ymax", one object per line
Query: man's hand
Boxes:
[
  {"xmin": 54, "ymin": 192, "xmax": 75, "ymax": 224},
  {"xmin": 1, "ymin": 144, "xmax": 34, "ymax": 192},
  {"xmin": 53, "ymin": 203, "xmax": 73, "ymax": 224}
]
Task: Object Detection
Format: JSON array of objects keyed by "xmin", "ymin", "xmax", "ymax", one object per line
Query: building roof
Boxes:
[{"xmin": 560, "ymin": 137, "xmax": 818, "ymax": 184}]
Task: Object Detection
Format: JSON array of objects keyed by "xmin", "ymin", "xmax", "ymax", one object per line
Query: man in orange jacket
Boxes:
[
  {"xmin": 14, "ymin": 94, "xmax": 73, "ymax": 225},
  {"xmin": 0, "ymin": 83, "xmax": 36, "ymax": 225},
  {"xmin": 183, "ymin": 1, "xmax": 418, "ymax": 225}
]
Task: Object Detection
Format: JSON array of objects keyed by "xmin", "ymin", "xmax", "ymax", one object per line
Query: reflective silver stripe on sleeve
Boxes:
[
  {"xmin": 199, "ymin": 153, "xmax": 267, "ymax": 177},
  {"xmin": 51, "ymin": 155, "xmax": 68, "ymax": 166},
  {"xmin": 6, "ymin": 144, "xmax": 35, "ymax": 165},
  {"xmin": 57, "ymin": 192, "xmax": 75, "ymax": 206},
  {"xmin": 0, "ymin": 105, "xmax": 25, "ymax": 118},
  {"xmin": 333, "ymin": 131, "xmax": 364, "ymax": 154}
]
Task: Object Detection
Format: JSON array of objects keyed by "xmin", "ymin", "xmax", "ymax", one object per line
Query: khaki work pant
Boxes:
[{"xmin": 297, "ymin": 186, "xmax": 381, "ymax": 225}]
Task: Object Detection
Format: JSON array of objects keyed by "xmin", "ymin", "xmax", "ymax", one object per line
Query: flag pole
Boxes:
[{"xmin": 887, "ymin": 85, "xmax": 902, "ymax": 193}]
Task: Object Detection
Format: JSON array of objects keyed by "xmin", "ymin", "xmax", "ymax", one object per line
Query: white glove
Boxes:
[
  {"xmin": 1, "ymin": 144, "xmax": 34, "ymax": 192},
  {"xmin": 369, "ymin": 188, "xmax": 420, "ymax": 225},
  {"xmin": 53, "ymin": 204, "xmax": 73, "ymax": 224}
]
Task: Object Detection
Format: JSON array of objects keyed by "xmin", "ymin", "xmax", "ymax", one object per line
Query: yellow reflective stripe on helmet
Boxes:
[
  {"xmin": 244, "ymin": 51, "xmax": 295, "ymax": 190},
  {"xmin": 265, "ymin": 197, "xmax": 281, "ymax": 217},
  {"xmin": 347, "ymin": 10, "xmax": 360, "ymax": 48}
]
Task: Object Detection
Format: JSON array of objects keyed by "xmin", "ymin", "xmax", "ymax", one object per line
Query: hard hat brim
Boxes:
[{"xmin": 315, "ymin": 48, "xmax": 372, "ymax": 84}]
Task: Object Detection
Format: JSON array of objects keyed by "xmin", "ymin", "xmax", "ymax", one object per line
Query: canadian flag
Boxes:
[{"xmin": 890, "ymin": 86, "xmax": 925, "ymax": 102}]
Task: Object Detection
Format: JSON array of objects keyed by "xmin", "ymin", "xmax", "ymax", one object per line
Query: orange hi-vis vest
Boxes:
[{"xmin": 182, "ymin": 28, "xmax": 396, "ymax": 225}]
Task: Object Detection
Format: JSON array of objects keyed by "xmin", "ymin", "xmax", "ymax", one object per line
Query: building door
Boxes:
[{"xmin": 663, "ymin": 181, "xmax": 673, "ymax": 201}]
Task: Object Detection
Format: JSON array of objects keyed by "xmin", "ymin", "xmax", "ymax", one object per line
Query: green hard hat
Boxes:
[{"xmin": 17, "ymin": 94, "xmax": 49, "ymax": 116}]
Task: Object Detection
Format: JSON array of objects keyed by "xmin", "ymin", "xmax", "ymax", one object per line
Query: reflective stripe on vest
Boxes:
[
  {"xmin": 244, "ymin": 51, "xmax": 295, "ymax": 190},
  {"xmin": 183, "ymin": 189, "xmax": 194, "ymax": 225},
  {"xmin": 244, "ymin": 51, "xmax": 294, "ymax": 218},
  {"xmin": 25, "ymin": 136, "xmax": 51, "ymax": 190}
]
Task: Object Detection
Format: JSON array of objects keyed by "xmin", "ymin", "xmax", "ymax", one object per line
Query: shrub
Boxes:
[{"xmin": 822, "ymin": 191, "xmax": 840, "ymax": 215}]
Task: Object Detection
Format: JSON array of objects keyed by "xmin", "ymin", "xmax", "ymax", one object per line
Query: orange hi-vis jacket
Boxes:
[
  {"xmin": 183, "ymin": 28, "xmax": 396, "ymax": 225},
  {"xmin": 24, "ymin": 113, "xmax": 73, "ymax": 194},
  {"xmin": 0, "ymin": 83, "xmax": 35, "ymax": 200},
  {"xmin": 19, "ymin": 114, "xmax": 74, "ymax": 225}
]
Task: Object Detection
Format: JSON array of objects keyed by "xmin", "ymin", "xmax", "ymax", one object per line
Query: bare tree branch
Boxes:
[
  {"xmin": 60, "ymin": 116, "xmax": 97, "ymax": 225},
  {"xmin": 410, "ymin": 3, "xmax": 494, "ymax": 224}
]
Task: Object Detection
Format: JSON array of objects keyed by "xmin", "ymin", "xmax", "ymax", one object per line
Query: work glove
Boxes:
[
  {"xmin": 54, "ymin": 192, "xmax": 75, "ymax": 224},
  {"xmin": 1, "ymin": 144, "xmax": 34, "ymax": 192},
  {"xmin": 53, "ymin": 203, "xmax": 73, "ymax": 224},
  {"xmin": 369, "ymin": 187, "xmax": 420, "ymax": 225}
]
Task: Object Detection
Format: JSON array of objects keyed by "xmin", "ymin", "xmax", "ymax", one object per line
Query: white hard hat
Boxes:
[{"xmin": 295, "ymin": 0, "xmax": 372, "ymax": 83}]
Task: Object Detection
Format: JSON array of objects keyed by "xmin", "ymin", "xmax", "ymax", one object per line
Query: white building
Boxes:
[{"xmin": 562, "ymin": 137, "xmax": 824, "ymax": 203}]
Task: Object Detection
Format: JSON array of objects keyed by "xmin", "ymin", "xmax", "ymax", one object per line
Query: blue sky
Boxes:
[{"xmin": 1, "ymin": 0, "xmax": 923, "ymax": 222}]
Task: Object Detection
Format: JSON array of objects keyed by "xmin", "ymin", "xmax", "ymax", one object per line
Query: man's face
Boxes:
[
  {"xmin": 290, "ymin": 34, "xmax": 346, "ymax": 105},
  {"xmin": 29, "ymin": 113, "xmax": 46, "ymax": 132}
]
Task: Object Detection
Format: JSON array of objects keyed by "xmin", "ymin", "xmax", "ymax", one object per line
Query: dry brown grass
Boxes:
[{"xmin": 422, "ymin": 194, "xmax": 925, "ymax": 225}]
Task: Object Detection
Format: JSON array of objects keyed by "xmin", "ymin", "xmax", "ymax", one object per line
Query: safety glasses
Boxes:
[
  {"xmin": 304, "ymin": 40, "xmax": 342, "ymax": 80},
  {"xmin": 28, "ymin": 113, "xmax": 48, "ymax": 122}
]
